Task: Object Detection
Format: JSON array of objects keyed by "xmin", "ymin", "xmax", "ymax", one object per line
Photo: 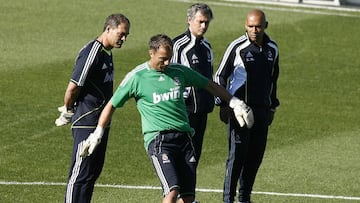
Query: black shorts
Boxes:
[{"xmin": 147, "ymin": 131, "xmax": 197, "ymax": 197}]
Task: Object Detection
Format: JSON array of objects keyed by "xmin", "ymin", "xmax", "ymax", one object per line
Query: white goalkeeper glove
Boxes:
[
  {"xmin": 80, "ymin": 126, "xmax": 104, "ymax": 157},
  {"xmin": 229, "ymin": 97, "xmax": 254, "ymax": 128},
  {"xmin": 55, "ymin": 105, "xmax": 74, "ymax": 126}
]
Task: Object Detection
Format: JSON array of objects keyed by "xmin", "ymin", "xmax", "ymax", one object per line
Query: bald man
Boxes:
[{"xmin": 214, "ymin": 9, "xmax": 280, "ymax": 203}]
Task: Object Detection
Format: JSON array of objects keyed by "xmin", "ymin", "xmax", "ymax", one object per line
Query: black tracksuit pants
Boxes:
[
  {"xmin": 64, "ymin": 127, "xmax": 110, "ymax": 203},
  {"xmin": 223, "ymin": 107, "xmax": 270, "ymax": 203},
  {"xmin": 188, "ymin": 112, "xmax": 208, "ymax": 166}
]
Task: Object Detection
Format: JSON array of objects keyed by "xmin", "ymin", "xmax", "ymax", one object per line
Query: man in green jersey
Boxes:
[{"xmin": 80, "ymin": 34, "xmax": 254, "ymax": 203}]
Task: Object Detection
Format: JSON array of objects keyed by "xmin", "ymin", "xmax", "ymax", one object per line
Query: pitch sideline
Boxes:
[{"xmin": 1, "ymin": 181, "xmax": 360, "ymax": 201}]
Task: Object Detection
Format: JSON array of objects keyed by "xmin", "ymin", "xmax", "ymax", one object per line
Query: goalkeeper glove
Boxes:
[
  {"xmin": 80, "ymin": 126, "xmax": 104, "ymax": 157},
  {"xmin": 55, "ymin": 105, "xmax": 74, "ymax": 126},
  {"xmin": 229, "ymin": 97, "xmax": 254, "ymax": 128}
]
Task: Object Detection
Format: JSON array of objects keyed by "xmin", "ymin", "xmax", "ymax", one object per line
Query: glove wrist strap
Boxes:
[
  {"xmin": 94, "ymin": 126, "xmax": 105, "ymax": 137},
  {"xmin": 229, "ymin": 97, "xmax": 241, "ymax": 109}
]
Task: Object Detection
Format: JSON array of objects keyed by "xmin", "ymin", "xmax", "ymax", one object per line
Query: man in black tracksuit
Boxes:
[
  {"xmin": 171, "ymin": 3, "xmax": 214, "ymax": 166},
  {"xmin": 54, "ymin": 14, "xmax": 130, "ymax": 203},
  {"xmin": 214, "ymin": 9, "xmax": 280, "ymax": 203}
]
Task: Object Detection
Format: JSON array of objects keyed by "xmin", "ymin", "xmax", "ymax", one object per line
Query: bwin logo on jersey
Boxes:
[{"xmin": 153, "ymin": 88, "xmax": 181, "ymax": 104}]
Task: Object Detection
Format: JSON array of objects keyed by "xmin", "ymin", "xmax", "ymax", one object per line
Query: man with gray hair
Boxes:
[{"xmin": 171, "ymin": 3, "xmax": 214, "ymax": 170}]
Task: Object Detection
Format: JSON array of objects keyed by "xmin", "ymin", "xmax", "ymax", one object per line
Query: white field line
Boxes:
[
  {"xmin": 169, "ymin": 0, "xmax": 360, "ymax": 17},
  {"xmin": 1, "ymin": 181, "xmax": 360, "ymax": 201}
]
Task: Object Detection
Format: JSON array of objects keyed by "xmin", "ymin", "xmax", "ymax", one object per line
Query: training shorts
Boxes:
[{"xmin": 147, "ymin": 131, "xmax": 197, "ymax": 197}]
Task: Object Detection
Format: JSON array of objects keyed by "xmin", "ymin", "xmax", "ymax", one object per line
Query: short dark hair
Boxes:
[
  {"xmin": 103, "ymin": 13, "xmax": 130, "ymax": 32},
  {"xmin": 149, "ymin": 34, "xmax": 173, "ymax": 51}
]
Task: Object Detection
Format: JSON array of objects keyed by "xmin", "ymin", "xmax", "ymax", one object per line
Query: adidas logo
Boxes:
[
  {"xmin": 189, "ymin": 156, "xmax": 197, "ymax": 163},
  {"xmin": 102, "ymin": 64, "xmax": 109, "ymax": 70},
  {"xmin": 158, "ymin": 76, "xmax": 165, "ymax": 81},
  {"xmin": 246, "ymin": 52, "xmax": 253, "ymax": 58},
  {"xmin": 246, "ymin": 52, "xmax": 254, "ymax": 62},
  {"xmin": 192, "ymin": 54, "xmax": 199, "ymax": 64}
]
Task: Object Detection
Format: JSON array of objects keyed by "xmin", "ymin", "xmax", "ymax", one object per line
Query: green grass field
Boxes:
[{"xmin": 1, "ymin": 0, "xmax": 360, "ymax": 202}]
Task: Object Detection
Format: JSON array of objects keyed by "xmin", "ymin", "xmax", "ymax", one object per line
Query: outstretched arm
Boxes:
[
  {"xmin": 98, "ymin": 101, "xmax": 116, "ymax": 128},
  {"xmin": 80, "ymin": 100, "xmax": 116, "ymax": 157},
  {"xmin": 204, "ymin": 80, "xmax": 254, "ymax": 128},
  {"xmin": 204, "ymin": 80, "xmax": 232, "ymax": 103}
]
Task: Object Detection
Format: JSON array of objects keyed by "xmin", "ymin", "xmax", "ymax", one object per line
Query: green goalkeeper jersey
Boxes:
[{"xmin": 111, "ymin": 62, "xmax": 209, "ymax": 150}]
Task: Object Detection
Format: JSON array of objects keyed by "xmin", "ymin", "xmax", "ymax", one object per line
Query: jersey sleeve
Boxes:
[
  {"xmin": 214, "ymin": 43, "xmax": 237, "ymax": 105},
  {"xmin": 171, "ymin": 41, "xmax": 182, "ymax": 64},
  {"xmin": 71, "ymin": 41, "xmax": 102, "ymax": 86},
  {"xmin": 111, "ymin": 71, "xmax": 137, "ymax": 108},
  {"xmin": 181, "ymin": 65, "xmax": 209, "ymax": 88},
  {"xmin": 215, "ymin": 45, "xmax": 237, "ymax": 87},
  {"xmin": 270, "ymin": 54, "xmax": 280, "ymax": 109}
]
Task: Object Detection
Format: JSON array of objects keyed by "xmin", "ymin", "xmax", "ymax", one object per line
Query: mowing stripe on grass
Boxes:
[
  {"xmin": 170, "ymin": 0, "xmax": 360, "ymax": 17},
  {"xmin": 1, "ymin": 181, "xmax": 359, "ymax": 201},
  {"xmin": 0, "ymin": 126, "xmax": 60, "ymax": 153}
]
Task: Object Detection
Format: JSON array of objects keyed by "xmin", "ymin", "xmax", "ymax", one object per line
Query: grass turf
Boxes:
[{"xmin": 0, "ymin": 0, "xmax": 360, "ymax": 202}]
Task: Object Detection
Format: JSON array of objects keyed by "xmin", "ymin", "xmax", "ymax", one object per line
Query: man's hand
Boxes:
[
  {"xmin": 229, "ymin": 97, "xmax": 254, "ymax": 128},
  {"xmin": 80, "ymin": 126, "xmax": 104, "ymax": 157},
  {"xmin": 219, "ymin": 106, "xmax": 232, "ymax": 124},
  {"xmin": 268, "ymin": 109, "xmax": 276, "ymax": 126},
  {"xmin": 55, "ymin": 105, "xmax": 74, "ymax": 126}
]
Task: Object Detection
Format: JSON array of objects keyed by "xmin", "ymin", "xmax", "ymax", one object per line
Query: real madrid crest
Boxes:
[
  {"xmin": 173, "ymin": 77, "xmax": 181, "ymax": 86},
  {"xmin": 162, "ymin": 154, "xmax": 170, "ymax": 163},
  {"xmin": 267, "ymin": 50, "xmax": 274, "ymax": 61}
]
